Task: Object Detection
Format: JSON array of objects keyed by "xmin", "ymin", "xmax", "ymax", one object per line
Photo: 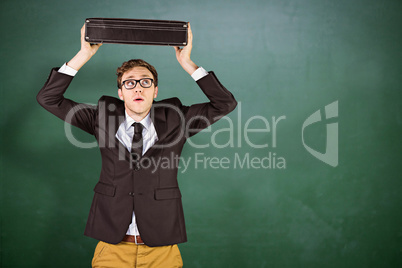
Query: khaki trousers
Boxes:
[{"xmin": 91, "ymin": 241, "xmax": 183, "ymax": 268}]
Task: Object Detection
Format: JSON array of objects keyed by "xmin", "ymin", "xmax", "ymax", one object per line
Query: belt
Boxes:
[{"xmin": 123, "ymin": 235, "xmax": 145, "ymax": 245}]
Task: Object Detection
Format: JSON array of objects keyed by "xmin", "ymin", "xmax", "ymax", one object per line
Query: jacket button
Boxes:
[{"xmin": 128, "ymin": 192, "xmax": 134, "ymax": 196}]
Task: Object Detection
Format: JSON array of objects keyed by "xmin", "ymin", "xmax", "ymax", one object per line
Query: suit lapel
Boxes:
[
  {"xmin": 115, "ymin": 102, "xmax": 126, "ymax": 132},
  {"xmin": 107, "ymin": 100, "xmax": 131, "ymax": 160},
  {"xmin": 150, "ymin": 102, "xmax": 168, "ymax": 142},
  {"xmin": 107, "ymin": 99, "xmax": 169, "ymax": 160}
]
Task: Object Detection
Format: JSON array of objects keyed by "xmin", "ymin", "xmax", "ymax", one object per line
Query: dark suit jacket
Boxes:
[{"xmin": 37, "ymin": 68, "xmax": 237, "ymax": 247}]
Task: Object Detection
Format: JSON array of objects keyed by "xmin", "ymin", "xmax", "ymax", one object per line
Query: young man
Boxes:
[{"xmin": 37, "ymin": 24, "xmax": 237, "ymax": 267}]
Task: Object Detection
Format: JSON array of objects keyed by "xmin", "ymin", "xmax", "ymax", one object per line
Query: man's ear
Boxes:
[
  {"xmin": 154, "ymin": 86, "xmax": 158, "ymax": 99},
  {"xmin": 118, "ymin": 88, "xmax": 124, "ymax": 100}
]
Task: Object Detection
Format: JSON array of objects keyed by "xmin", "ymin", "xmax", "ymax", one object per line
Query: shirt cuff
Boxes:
[
  {"xmin": 58, "ymin": 63, "xmax": 78, "ymax": 76},
  {"xmin": 191, "ymin": 67, "xmax": 208, "ymax": 81}
]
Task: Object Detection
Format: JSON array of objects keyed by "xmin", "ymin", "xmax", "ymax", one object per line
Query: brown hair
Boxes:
[{"xmin": 116, "ymin": 59, "xmax": 158, "ymax": 88}]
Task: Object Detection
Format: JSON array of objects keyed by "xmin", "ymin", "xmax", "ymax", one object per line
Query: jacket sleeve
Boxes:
[
  {"xmin": 181, "ymin": 71, "xmax": 237, "ymax": 137},
  {"xmin": 36, "ymin": 68, "xmax": 97, "ymax": 135}
]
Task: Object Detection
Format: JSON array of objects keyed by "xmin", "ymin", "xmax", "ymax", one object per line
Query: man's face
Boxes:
[{"xmin": 118, "ymin": 67, "xmax": 158, "ymax": 120}]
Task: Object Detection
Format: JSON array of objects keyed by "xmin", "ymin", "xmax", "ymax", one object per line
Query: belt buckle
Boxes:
[{"xmin": 135, "ymin": 235, "xmax": 144, "ymax": 245}]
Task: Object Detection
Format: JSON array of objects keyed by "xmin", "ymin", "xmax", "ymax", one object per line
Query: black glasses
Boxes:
[{"xmin": 121, "ymin": 78, "xmax": 154, "ymax": 89}]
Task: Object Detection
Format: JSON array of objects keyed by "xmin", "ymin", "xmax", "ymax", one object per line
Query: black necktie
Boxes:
[{"xmin": 131, "ymin": 123, "xmax": 144, "ymax": 169}]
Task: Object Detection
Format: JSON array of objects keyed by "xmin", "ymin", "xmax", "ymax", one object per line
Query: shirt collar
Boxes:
[{"xmin": 124, "ymin": 111, "xmax": 152, "ymax": 132}]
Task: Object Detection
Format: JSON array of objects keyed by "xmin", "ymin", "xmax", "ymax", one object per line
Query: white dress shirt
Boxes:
[
  {"xmin": 58, "ymin": 62, "xmax": 208, "ymax": 236},
  {"xmin": 116, "ymin": 111, "xmax": 158, "ymax": 235}
]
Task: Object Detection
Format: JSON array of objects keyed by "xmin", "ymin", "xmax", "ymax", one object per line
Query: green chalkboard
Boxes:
[{"xmin": 1, "ymin": 0, "xmax": 401, "ymax": 267}]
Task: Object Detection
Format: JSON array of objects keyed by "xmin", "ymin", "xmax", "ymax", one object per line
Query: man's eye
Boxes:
[
  {"xmin": 127, "ymin": 81, "xmax": 135, "ymax": 86},
  {"xmin": 141, "ymin": 79, "xmax": 151, "ymax": 86}
]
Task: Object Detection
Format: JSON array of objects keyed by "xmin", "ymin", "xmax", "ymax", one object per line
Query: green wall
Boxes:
[{"xmin": 1, "ymin": 0, "xmax": 401, "ymax": 267}]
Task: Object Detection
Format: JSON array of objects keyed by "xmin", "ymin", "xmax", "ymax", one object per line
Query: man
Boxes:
[{"xmin": 37, "ymin": 23, "xmax": 237, "ymax": 267}]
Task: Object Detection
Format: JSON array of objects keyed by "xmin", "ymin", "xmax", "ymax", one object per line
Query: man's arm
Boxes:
[
  {"xmin": 173, "ymin": 23, "xmax": 237, "ymax": 137},
  {"xmin": 36, "ymin": 25, "xmax": 101, "ymax": 135},
  {"xmin": 66, "ymin": 25, "xmax": 102, "ymax": 71},
  {"xmin": 173, "ymin": 23, "xmax": 198, "ymax": 76}
]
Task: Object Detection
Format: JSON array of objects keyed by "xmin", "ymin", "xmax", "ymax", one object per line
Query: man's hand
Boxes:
[
  {"xmin": 66, "ymin": 24, "xmax": 102, "ymax": 71},
  {"xmin": 79, "ymin": 24, "xmax": 102, "ymax": 57},
  {"xmin": 174, "ymin": 23, "xmax": 198, "ymax": 75}
]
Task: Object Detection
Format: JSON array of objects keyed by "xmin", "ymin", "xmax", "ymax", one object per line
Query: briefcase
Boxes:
[{"xmin": 85, "ymin": 18, "xmax": 188, "ymax": 46}]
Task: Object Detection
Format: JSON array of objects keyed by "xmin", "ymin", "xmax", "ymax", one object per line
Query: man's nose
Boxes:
[{"xmin": 133, "ymin": 84, "xmax": 143, "ymax": 92}]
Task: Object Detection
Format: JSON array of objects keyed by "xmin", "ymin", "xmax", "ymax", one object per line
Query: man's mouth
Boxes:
[{"xmin": 133, "ymin": 97, "xmax": 144, "ymax": 102}]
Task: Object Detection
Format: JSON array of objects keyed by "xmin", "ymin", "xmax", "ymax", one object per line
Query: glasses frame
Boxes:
[{"xmin": 121, "ymin": 78, "xmax": 154, "ymax": 90}]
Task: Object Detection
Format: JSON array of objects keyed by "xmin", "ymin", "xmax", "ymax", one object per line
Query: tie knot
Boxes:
[{"xmin": 133, "ymin": 122, "xmax": 144, "ymax": 134}]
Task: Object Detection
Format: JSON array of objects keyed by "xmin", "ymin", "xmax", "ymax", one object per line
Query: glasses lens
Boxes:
[
  {"xmin": 124, "ymin": 80, "xmax": 136, "ymax": 89},
  {"xmin": 140, "ymin": 78, "xmax": 153, "ymax": 88}
]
